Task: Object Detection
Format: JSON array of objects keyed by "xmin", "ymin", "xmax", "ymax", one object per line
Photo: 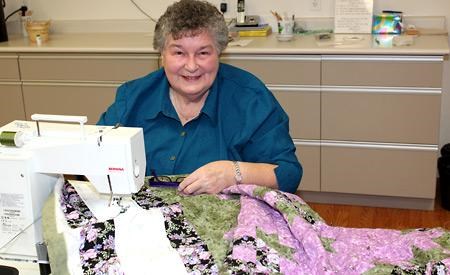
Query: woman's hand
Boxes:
[{"xmin": 178, "ymin": 160, "xmax": 235, "ymax": 195}]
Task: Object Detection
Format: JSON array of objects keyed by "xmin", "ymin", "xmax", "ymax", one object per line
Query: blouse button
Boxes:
[
  {"xmin": 180, "ymin": 131, "xmax": 186, "ymax": 137},
  {"xmin": 170, "ymin": 156, "xmax": 176, "ymax": 161}
]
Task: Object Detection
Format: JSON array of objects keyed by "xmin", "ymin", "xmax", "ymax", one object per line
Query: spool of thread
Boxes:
[{"xmin": 0, "ymin": 131, "xmax": 25, "ymax": 147}]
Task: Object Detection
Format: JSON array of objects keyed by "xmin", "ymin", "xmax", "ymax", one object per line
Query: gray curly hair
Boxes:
[{"xmin": 153, "ymin": 0, "xmax": 229, "ymax": 54}]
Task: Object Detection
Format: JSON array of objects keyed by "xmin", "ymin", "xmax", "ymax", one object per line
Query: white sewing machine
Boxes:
[{"xmin": 0, "ymin": 114, "xmax": 146, "ymax": 269}]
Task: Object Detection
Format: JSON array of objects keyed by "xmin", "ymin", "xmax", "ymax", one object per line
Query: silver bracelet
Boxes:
[{"xmin": 232, "ymin": 161, "xmax": 243, "ymax": 184}]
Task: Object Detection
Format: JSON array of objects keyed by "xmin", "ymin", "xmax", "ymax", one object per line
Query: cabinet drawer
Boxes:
[
  {"xmin": 0, "ymin": 55, "xmax": 20, "ymax": 81},
  {"xmin": 321, "ymin": 87, "xmax": 441, "ymax": 144},
  {"xmin": 0, "ymin": 82, "xmax": 26, "ymax": 125},
  {"xmin": 321, "ymin": 142, "xmax": 437, "ymax": 198},
  {"xmin": 22, "ymin": 83, "xmax": 118, "ymax": 123},
  {"xmin": 322, "ymin": 55, "xmax": 443, "ymax": 88},
  {"xmin": 295, "ymin": 141, "xmax": 320, "ymax": 192},
  {"xmin": 221, "ymin": 55, "xmax": 320, "ymax": 85},
  {"xmin": 271, "ymin": 86, "xmax": 320, "ymax": 139},
  {"xmin": 19, "ymin": 54, "xmax": 159, "ymax": 82}
]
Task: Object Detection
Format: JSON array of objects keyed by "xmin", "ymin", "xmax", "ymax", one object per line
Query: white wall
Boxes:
[
  {"xmin": 3, "ymin": 0, "xmax": 21, "ymax": 17},
  {"xmin": 3, "ymin": 0, "xmax": 450, "ymax": 149},
  {"xmin": 18, "ymin": 0, "xmax": 449, "ymax": 21}
]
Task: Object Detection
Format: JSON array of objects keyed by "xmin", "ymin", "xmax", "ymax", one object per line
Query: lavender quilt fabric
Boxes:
[
  {"xmin": 56, "ymin": 180, "xmax": 450, "ymax": 275},
  {"xmin": 221, "ymin": 184, "xmax": 450, "ymax": 275}
]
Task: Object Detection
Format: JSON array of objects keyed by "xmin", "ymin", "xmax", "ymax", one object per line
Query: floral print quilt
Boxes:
[{"xmin": 56, "ymin": 179, "xmax": 450, "ymax": 275}]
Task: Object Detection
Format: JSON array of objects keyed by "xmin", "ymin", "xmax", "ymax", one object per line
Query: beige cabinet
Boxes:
[
  {"xmin": 271, "ymin": 86, "xmax": 320, "ymax": 140},
  {"xmin": 0, "ymin": 54, "xmax": 20, "ymax": 80},
  {"xmin": 295, "ymin": 142, "xmax": 321, "ymax": 192},
  {"xmin": 220, "ymin": 55, "xmax": 320, "ymax": 85},
  {"xmin": 0, "ymin": 54, "xmax": 25, "ymax": 125},
  {"xmin": 320, "ymin": 55, "xmax": 443, "ymax": 209},
  {"xmin": 22, "ymin": 83, "xmax": 118, "ymax": 124},
  {"xmin": 322, "ymin": 55, "xmax": 443, "ymax": 88},
  {"xmin": 321, "ymin": 142, "xmax": 437, "ymax": 198},
  {"xmin": 321, "ymin": 87, "xmax": 441, "ymax": 144},
  {"xmin": 222, "ymin": 54, "xmax": 444, "ymax": 209},
  {"xmin": 221, "ymin": 54, "xmax": 321, "ymax": 192},
  {"xmin": 18, "ymin": 54, "xmax": 159, "ymax": 123},
  {"xmin": 19, "ymin": 54, "xmax": 158, "ymax": 82}
]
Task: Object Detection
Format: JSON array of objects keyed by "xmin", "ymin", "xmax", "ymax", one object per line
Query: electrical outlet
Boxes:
[
  {"xmin": 220, "ymin": 2, "xmax": 227, "ymax": 13},
  {"xmin": 309, "ymin": 0, "xmax": 321, "ymax": 11}
]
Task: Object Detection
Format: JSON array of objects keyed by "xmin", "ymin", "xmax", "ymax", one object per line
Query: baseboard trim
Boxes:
[{"xmin": 298, "ymin": 191, "xmax": 435, "ymax": 210}]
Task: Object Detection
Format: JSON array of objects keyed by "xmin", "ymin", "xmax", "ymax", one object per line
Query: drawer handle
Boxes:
[
  {"xmin": 321, "ymin": 140, "xmax": 438, "ymax": 151},
  {"xmin": 322, "ymin": 55, "xmax": 444, "ymax": 62}
]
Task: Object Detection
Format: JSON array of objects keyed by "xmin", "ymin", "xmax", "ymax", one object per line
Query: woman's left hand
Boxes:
[{"xmin": 177, "ymin": 160, "xmax": 235, "ymax": 195}]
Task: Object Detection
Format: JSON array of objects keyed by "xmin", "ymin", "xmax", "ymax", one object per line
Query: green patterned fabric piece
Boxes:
[
  {"xmin": 256, "ymin": 228, "xmax": 295, "ymax": 260},
  {"xmin": 253, "ymin": 186, "xmax": 272, "ymax": 199},
  {"xmin": 363, "ymin": 263, "xmax": 397, "ymax": 275},
  {"xmin": 320, "ymin": 237, "xmax": 336, "ymax": 253},
  {"xmin": 148, "ymin": 186, "xmax": 240, "ymax": 271},
  {"xmin": 276, "ymin": 200, "xmax": 300, "ymax": 224},
  {"xmin": 400, "ymin": 229, "xmax": 414, "ymax": 235},
  {"xmin": 411, "ymin": 245, "xmax": 450, "ymax": 266},
  {"xmin": 434, "ymin": 231, "xmax": 450, "ymax": 249}
]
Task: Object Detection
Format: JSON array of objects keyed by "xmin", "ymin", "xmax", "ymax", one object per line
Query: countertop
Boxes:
[{"xmin": 0, "ymin": 32, "xmax": 448, "ymax": 55}]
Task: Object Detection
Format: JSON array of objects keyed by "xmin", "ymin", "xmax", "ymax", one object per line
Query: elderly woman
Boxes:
[{"xmin": 98, "ymin": 0, "xmax": 302, "ymax": 194}]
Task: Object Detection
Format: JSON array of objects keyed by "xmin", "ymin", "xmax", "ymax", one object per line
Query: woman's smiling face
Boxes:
[{"xmin": 161, "ymin": 31, "xmax": 220, "ymax": 99}]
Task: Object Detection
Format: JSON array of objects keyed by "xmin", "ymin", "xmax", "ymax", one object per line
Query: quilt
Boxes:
[{"xmin": 42, "ymin": 178, "xmax": 450, "ymax": 275}]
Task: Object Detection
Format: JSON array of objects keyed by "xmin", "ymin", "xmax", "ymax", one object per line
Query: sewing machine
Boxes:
[{"xmin": 0, "ymin": 114, "xmax": 146, "ymax": 270}]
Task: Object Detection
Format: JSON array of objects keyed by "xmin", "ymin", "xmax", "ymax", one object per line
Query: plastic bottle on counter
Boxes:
[{"xmin": 35, "ymin": 34, "xmax": 42, "ymax": 46}]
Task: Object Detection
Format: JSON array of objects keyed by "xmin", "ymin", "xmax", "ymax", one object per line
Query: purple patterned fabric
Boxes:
[
  {"xmin": 79, "ymin": 220, "xmax": 123, "ymax": 275},
  {"xmin": 222, "ymin": 184, "xmax": 450, "ymax": 275},
  {"xmin": 60, "ymin": 181, "xmax": 124, "ymax": 274}
]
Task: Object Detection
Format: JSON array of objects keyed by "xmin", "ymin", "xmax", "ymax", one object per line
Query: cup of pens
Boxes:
[
  {"xmin": 271, "ymin": 11, "xmax": 295, "ymax": 41},
  {"xmin": 278, "ymin": 20, "xmax": 294, "ymax": 34}
]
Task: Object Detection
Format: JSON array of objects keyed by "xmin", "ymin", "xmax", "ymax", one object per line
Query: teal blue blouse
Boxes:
[{"xmin": 98, "ymin": 63, "xmax": 302, "ymax": 193}]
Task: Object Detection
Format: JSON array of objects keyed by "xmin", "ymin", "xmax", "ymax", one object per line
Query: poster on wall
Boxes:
[{"xmin": 334, "ymin": 0, "xmax": 374, "ymax": 33}]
